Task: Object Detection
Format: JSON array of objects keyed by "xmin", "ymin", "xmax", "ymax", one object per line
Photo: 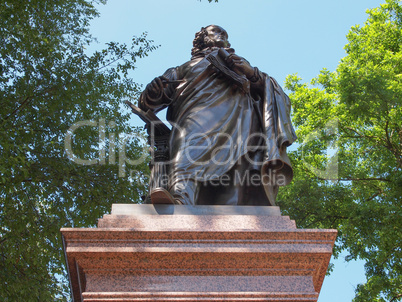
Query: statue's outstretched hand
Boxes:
[{"xmin": 225, "ymin": 54, "xmax": 254, "ymax": 79}]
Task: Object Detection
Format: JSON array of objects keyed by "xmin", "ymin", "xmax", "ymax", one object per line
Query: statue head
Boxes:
[{"xmin": 191, "ymin": 25, "xmax": 231, "ymax": 56}]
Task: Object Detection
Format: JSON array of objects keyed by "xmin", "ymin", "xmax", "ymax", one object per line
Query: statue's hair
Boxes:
[{"xmin": 191, "ymin": 25, "xmax": 230, "ymax": 56}]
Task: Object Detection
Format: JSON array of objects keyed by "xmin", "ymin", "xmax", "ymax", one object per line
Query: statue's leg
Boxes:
[
  {"xmin": 195, "ymin": 166, "xmax": 243, "ymax": 205},
  {"xmin": 234, "ymin": 154, "xmax": 273, "ymax": 206},
  {"xmin": 170, "ymin": 178, "xmax": 199, "ymax": 205}
]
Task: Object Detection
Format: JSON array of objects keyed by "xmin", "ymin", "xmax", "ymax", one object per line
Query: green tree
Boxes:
[
  {"xmin": 279, "ymin": 0, "xmax": 402, "ymax": 301},
  {"xmin": 0, "ymin": 0, "xmax": 154, "ymax": 300}
]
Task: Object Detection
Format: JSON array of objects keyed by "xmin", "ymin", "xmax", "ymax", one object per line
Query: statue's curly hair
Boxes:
[{"xmin": 191, "ymin": 25, "xmax": 231, "ymax": 56}]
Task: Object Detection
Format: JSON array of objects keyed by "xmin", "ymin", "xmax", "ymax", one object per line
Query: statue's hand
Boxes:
[
  {"xmin": 225, "ymin": 54, "xmax": 254, "ymax": 79},
  {"xmin": 145, "ymin": 77, "xmax": 165, "ymax": 101}
]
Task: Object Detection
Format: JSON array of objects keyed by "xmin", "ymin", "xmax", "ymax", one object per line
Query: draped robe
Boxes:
[{"xmin": 140, "ymin": 48, "xmax": 297, "ymax": 205}]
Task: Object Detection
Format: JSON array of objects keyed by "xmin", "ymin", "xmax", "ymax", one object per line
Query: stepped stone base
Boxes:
[{"xmin": 61, "ymin": 204, "xmax": 337, "ymax": 302}]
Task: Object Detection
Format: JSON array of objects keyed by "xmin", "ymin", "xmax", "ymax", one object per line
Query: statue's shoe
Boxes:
[{"xmin": 150, "ymin": 188, "xmax": 182, "ymax": 204}]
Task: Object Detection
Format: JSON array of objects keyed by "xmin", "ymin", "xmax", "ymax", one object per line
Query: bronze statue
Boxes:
[{"xmin": 134, "ymin": 25, "xmax": 297, "ymax": 206}]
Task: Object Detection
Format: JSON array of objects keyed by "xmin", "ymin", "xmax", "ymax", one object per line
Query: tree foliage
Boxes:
[
  {"xmin": 2, "ymin": 0, "xmax": 401, "ymax": 301},
  {"xmin": 0, "ymin": 0, "xmax": 154, "ymax": 300},
  {"xmin": 279, "ymin": 1, "xmax": 402, "ymax": 301}
]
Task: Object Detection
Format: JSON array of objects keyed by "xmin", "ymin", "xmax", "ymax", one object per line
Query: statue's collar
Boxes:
[{"xmin": 191, "ymin": 47, "xmax": 235, "ymax": 60}]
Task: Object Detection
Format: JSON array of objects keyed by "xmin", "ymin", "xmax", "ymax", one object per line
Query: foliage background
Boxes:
[
  {"xmin": 0, "ymin": 0, "xmax": 400, "ymax": 301},
  {"xmin": 280, "ymin": 2, "xmax": 402, "ymax": 300},
  {"xmin": 0, "ymin": 0, "xmax": 153, "ymax": 299}
]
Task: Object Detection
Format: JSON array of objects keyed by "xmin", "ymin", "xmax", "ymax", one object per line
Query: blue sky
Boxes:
[{"xmin": 89, "ymin": 1, "xmax": 385, "ymax": 301}]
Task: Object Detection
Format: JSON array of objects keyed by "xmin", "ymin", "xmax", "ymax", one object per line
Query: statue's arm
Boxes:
[
  {"xmin": 223, "ymin": 53, "xmax": 265, "ymax": 94},
  {"xmin": 248, "ymin": 67, "xmax": 265, "ymax": 94},
  {"xmin": 139, "ymin": 67, "xmax": 178, "ymax": 112}
]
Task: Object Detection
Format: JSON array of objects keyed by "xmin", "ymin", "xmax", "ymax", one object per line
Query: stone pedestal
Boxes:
[{"xmin": 61, "ymin": 205, "xmax": 337, "ymax": 302}]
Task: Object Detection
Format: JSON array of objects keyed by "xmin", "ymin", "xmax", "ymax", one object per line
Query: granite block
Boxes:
[
  {"xmin": 61, "ymin": 205, "xmax": 337, "ymax": 302},
  {"xmin": 111, "ymin": 204, "xmax": 282, "ymax": 216},
  {"xmin": 97, "ymin": 214, "xmax": 296, "ymax": 229}
]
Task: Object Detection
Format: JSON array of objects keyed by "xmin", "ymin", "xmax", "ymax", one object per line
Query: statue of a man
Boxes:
[{"xmin": 139, "ymin": 25, "xmax": 297, "ymax": 206}]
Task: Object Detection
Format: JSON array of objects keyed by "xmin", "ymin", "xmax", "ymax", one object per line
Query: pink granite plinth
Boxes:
[{"xmin": 61, "ymin": 205, "xmax": 337, "ymax": 302}]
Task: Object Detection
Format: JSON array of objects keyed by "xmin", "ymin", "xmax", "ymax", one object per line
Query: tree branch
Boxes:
[
  {"xmin": 340, "ymin": 125, "xmax": 384, "ymax": 143},
  {"xmin": 314, "ymin": 176, "xmax": 391, "ymax": 182},
  {"xmin": 2, "ymin": 86, "xmax": 58, "ymax": 128},
  {"xmin": 3, "ymin": 96, "xmax": 33, "ymax": 123}
]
